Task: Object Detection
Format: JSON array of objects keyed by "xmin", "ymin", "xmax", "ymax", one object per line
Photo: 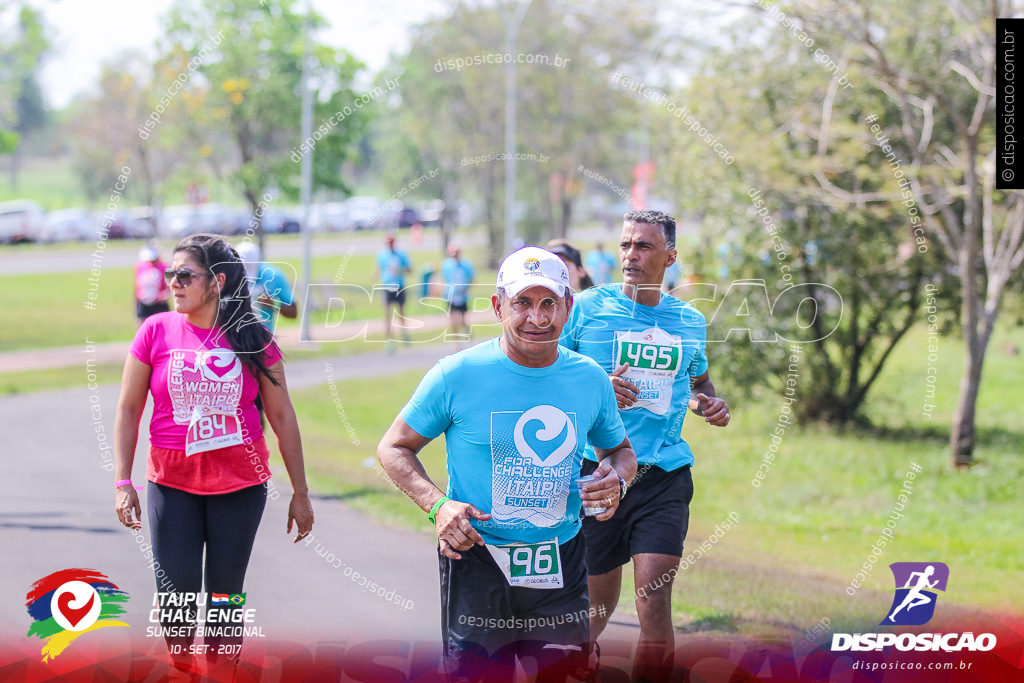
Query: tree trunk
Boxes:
[
  {"xmin": 483, "ymin": 164, "xmax": 501, "ymax": 268},
  {"xmin": 559, "ymin": 193, "xmax": 573, "ymax": 239},
  {"xmin": 950, "ymin": 341, "xmax": 984, "ymax": 468},
  {"xmin": 951, "ymin": 134, "xmax": 983, "ymax": 467},
  {"xmin": 245, "ymin": 190, "xmax": 264, "ymax": 254},
  {"xmin": 9, "ymin": 144, "xmax": 20, "ymax": 190},
  {"xmin": 951, "ymin": 301, "xmax": 1000, "ymax": 468}
]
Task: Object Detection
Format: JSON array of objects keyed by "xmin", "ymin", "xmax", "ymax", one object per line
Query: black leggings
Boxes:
[{"xmin": 148, "ymin": 481, "xmax": 267, "ymax": 654}]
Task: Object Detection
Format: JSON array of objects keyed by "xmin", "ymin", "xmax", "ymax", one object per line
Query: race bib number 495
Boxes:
[{"xmin": 614, "ymin": 328, "xmax": 683, "ymax": 415}]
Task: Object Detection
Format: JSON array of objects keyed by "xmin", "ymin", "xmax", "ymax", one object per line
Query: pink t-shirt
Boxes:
[
  {"xmin": 129, "ymin": 310, "xmax": 282, "ymax": 453},
  {"xmin": 135, "ymin": 260, "xmax": 169, "ymax": 304}
]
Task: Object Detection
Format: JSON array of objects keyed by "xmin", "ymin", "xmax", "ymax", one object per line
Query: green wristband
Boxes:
[{"xmin": 428, "ymin": 496, "xmax": 451, "ymax": 524}]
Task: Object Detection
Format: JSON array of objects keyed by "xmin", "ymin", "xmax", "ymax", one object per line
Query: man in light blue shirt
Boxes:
[
  {"xmin": 586, "ymin": 243, "xmax": 617, "ymax": 285},
  {"xmin": 376, "ymin": 233, "xmax": 413, "ymax": 349},
  {"xmin": 440, "ymin": 244, "xmax": 475, "ymax": 342},
  {"xmin": 561, "ymin": 209, "xmax": 731, "ymax": 680},
  {"xmin": 378, "ymin": 246, "xmax": 636, "ymax": 680},
  {"xmin": 234, "ymin": 242, "xmax": 297, "ymax": 333}
]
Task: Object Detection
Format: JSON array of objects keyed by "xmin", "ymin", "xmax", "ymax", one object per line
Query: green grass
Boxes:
[
  {"xmin": 0, "ymin": 361, "xmax": 125, "ymax": 395},
  {"xmin": 285, "ymin": 321, "xmax": 1024, "ymax": 641},
  {"xmin": 0, "ymin": 240, "xmax": 494, "ymax": 352}
]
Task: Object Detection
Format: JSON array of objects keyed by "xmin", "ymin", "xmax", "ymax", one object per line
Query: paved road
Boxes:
[{"xmin": 1, "ymin": 345, "xmax": 641, "ymax": 661}]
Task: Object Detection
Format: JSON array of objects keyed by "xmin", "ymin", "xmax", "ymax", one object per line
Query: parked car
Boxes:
[
  {"xmin": 124, "ymin": 206, "xmax": 158, "ymax": 239},
  {"xmin": 160, "ymin": 205, "xmax": 201, "ymax": 239},
  {"xmin": 396, "ymin": 206, "xmax": 420, "ymax": 228},
  {"xmin": 261, "ymin": 209, "xmax": 300, "ymax": 234},
  {"xmin": 342, "ymin": 196, "xmax": 385, "ymax": 230},
  {"xmin": 310, "ymin": 202, "xmax": 347, "ymax": 232},
  {"xmin": 38, "ymin": 208, "xmax": 92, "ymax": 243},
  {"xmin": 0, "ymin": 200, "xmax": 45, "ymax": 243}
]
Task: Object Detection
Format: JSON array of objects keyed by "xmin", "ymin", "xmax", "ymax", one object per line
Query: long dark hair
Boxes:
[{"xmin": 174, "ymin": 234, "xmax": 281, "ymax": 386}]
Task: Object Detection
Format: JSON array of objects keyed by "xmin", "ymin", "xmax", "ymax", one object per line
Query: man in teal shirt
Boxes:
[
  {"xmin": 561, "ymin": 209, "xmax": 731, "ymax": 680},
  {"xmin": 234, "ymin": 242, "xmax": 297, "ymax": 333},
  {"xmin": 378, "ymin": 246, "xmax": 636, "ymax": 680},
  {"xmin": 376, "ymin": 233, "xmax": 412, "ymax": 350}
]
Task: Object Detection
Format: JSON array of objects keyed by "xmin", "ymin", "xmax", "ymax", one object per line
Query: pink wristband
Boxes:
[{"xmin": 115, "ymin": 479, "xmax": 133, "ymax": 488}]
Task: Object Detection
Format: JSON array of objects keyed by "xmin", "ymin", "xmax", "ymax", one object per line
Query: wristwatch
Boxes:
[{"xmin": 617, "ymin": 474, "xmax": 628, "ymax": 500}]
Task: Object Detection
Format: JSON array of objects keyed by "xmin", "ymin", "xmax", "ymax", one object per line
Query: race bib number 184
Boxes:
[{"xmin": 185, "ymin": 406, "xmax": 243, "ymax": 456}]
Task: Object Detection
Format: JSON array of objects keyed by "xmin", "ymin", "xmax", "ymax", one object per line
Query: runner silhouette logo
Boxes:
[{"xmin": 882, "ymin": 562, "xmax": 949, "ymax": 626}]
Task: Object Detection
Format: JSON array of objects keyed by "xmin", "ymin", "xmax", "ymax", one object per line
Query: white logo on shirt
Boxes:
[{"xmin": 513, "ymin": 405, "xmax": 577, "ymax": 467}]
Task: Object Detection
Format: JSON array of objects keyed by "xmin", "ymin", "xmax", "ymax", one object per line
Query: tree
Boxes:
[
  {"xmin": 381, "ymin": 0, "xmax": 657, "ymax": 265},
  {"xmin": 776, "ymin": 0, "xmax": 1023, "ymax": 466},
  {"xmin": 65, "ymin": 53, "xmax": 197, "ymax": 223},
  {"xmin": 0, "ymin": 3, "xmax": 50, "ymax": 181},
  {"xmin": 656, "ymin": 31, "xmax": 931, "ymax": 424},
  {"xmin": 163, "ymin": 0, "xmax": 367, "ymax": 252}
]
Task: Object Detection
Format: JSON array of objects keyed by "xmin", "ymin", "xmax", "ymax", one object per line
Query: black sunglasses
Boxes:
[{"xmin": 164, "ymin": 268, "xmax": 207, "ymax": 287}]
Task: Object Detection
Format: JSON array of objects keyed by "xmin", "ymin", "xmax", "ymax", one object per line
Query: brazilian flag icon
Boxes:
[{"xmin": 229, "ymin": 593, "xmax": 246, "ymax": 605}]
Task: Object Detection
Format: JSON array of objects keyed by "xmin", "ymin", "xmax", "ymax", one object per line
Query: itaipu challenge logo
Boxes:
[
  {"xmin": 25, "ymin": 569, "xmax": 129, "ymax": 661},
  {"xmin": 883, "ymin": 561, "xmax": 949, "ymax": 626}
]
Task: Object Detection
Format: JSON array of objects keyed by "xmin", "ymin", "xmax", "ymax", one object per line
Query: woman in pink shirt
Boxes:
[{"xmin": 113, "ymin": 234, "xmax": 313, "ymax": 675}]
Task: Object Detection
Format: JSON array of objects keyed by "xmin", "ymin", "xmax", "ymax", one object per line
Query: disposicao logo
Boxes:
[
  {"xmin": 831, "ymin": 562, "xmax": 996, "ymax": 653},
  {"xmin": 25, "ymin": 569, "xmax": 130, "ymax": 661},
  {"xmin": 883, "ymin": 562, "xmax": 948, "ymax": 626}
]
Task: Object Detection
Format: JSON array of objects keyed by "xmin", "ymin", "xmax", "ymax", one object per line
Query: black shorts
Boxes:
[
  {"xmin": 579, "ymin": 459, "xmax": 694, "ymax": 575},
  {"xmin": 385, "ymin": 289, "xmax": 406, "ymax": 306},
  {"xmin": 136, "ymin": 300, "xmax": 169, "ymax": 320},
  {"xmin": 449, "ymin": 301, "xmax": 468, "ymax": 313},
  {"xmin": 439, "ymin": 533, "xmax": 591, "ymax": 680}
]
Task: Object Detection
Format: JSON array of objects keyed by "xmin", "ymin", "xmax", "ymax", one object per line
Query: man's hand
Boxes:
[
  {"xmin": 694, "ymin": 392, "xmax": 730, "ymax": 426},
  {"xmin": 610, "ymin": 364, "xmax": 639, "ymax": 409},
  {"xmin": 435, "ymin": 499, "xmax": 492, "ymax": 559},
  {"xmin": 579, "ymin": 460, "xmax": 623, "ymax": 521}
]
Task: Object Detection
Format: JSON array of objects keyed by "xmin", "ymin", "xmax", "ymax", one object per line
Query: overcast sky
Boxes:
[{"xmin": 29, "ymin": 0, "xmax": 447, "ymax": 109}]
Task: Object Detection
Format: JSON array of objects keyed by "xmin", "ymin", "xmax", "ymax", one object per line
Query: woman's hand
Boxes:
[
  {"xmin": 116, "ymin": 485, "xmax": 142, "ymax": 530},
  {"xmin": 287, "ymin": 492, "xmax": 314, "ymax": 543}
]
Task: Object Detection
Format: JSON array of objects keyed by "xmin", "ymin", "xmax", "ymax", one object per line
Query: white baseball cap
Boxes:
[
  {"xmin": 235, "ymin": 241, "xmax": 261, "ymax": 263},
  {"xmin": 496, "ymin": 246, "xmax": 570, "ymax": 298}
]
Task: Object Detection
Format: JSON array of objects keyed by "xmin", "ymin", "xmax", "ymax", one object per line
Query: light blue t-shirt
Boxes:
[
  {"xmin": 560, "ymin": 283, "xmax": 708, "ymax": 470},
  {"xmin": 400, "ymin": 338, "xmax": 627, "ymax": 546},
  {"xmin": 377, "ymin": 248, "xmax": 411, "ymax": 290},
  {"xmin": 663, "ymin": 262, "xmax": 681, "ymax": 287},
  {"xmin": 586, "ymin": 250, "xmax": 617, "ymax": 285},
  {"xmin": 249, "ymin": 262, "xmax": 295, "ymax": 332},
  {"xmin": 440, "ymin": 257, "xmax": 475, "ymax": 306}
]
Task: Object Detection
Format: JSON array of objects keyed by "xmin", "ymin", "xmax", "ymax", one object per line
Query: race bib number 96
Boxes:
[{"xmin": 486, "ymin": 540, "xmax": 563, "ymax": 589}]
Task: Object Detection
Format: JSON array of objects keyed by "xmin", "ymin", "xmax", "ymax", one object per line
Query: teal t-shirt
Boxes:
[
  {"xmin": 250, "ymin": 262, "xmax": 295, "ymax": 332},
  {"xmin": 400, "ymin": 337, "xmax": 626, "ymax": 546},
  {"xmin": 440, "ymin": 257, "xmax": 475, "ymax": 306},
  {"xmin": 377, "ymin": 248, "xmax": 411, "ymax": 290},
  {"xmin": 560, "ymin": 283, "xmax": 708, "ymax": 470}
]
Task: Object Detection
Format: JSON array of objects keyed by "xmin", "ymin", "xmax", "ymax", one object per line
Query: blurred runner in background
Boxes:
[
  {"xmin": 135, "ymin": 245, "xmax": 170, "ymax": 324},
  {"xmin": 376, "ymin": 233, "xmax": 413, "ymax": 351},
  {"xmin": 234, "ymin": 242, "xmax": 297, "ymax": 334},
  {"xmin": 440, "ymin": 244, "xmax": 475, "ymax": 343},
  {"xmin": 586, "ymin": 242, "xmax": 617, "ymax": 285}
]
